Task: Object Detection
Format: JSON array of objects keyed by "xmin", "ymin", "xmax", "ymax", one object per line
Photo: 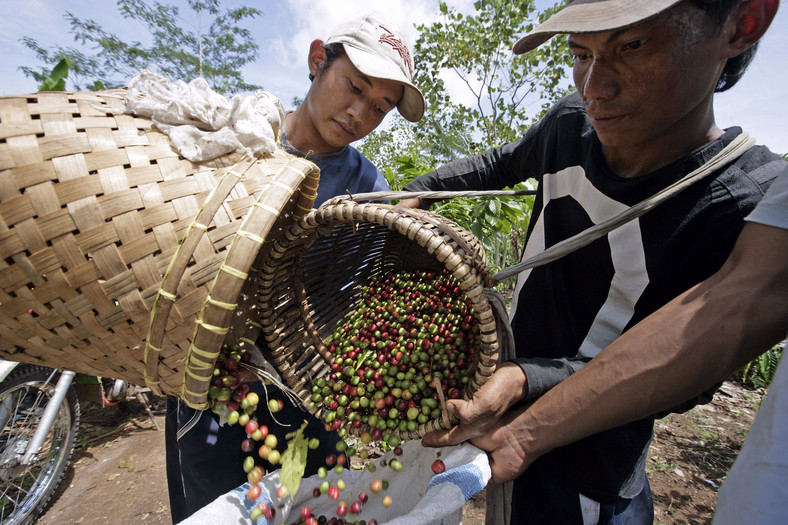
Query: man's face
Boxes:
[
  {"xmin": 305, "ymin": 54, "xmax": 404, "ymax": 152},
  {"xmin": 569, "ymin": 6, "xmax": 725, "ymax": 151}
]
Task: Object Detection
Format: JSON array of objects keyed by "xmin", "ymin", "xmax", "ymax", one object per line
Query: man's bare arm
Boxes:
[{"xmin": 476, "ymin": 221, "xmax": 788, "ymax": 482}]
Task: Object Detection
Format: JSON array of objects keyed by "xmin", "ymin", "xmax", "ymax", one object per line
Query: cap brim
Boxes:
[
  {"xmin": 513, "ymin": 0, "xmax": 683, "ymax": 55},
  {"xmin": 343, "ymin": 43, "xmax": 426, "ymax": 122}
]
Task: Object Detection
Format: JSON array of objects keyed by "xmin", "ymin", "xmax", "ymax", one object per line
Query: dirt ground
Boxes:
[{"xmin": 36, "ymin": 380, "xmax": 763, "ymax": 525}]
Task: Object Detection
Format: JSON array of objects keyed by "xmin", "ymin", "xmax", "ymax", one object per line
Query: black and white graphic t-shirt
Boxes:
[{"xmin": 405, "ymin": 91, "xmax": 784, "ymax": 499}]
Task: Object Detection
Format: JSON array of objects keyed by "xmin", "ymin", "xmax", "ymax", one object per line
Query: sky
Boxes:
[{"xmin": 1, "ymin": 0, "xmax": 786, "ymax": 154}]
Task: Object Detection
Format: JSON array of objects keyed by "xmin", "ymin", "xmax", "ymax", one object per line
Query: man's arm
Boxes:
[{"xmin": 469, "ymin": 219, "xmax": 788, "ymax": 482}]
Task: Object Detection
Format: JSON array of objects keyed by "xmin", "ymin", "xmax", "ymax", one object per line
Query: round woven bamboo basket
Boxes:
[
  {"xmin": 254, "ymin": 200, "xmax": 500, "ymax": 440},
  {"xmin": 0, "ymin": 89, "xmax": 319, "ymax": 408}
]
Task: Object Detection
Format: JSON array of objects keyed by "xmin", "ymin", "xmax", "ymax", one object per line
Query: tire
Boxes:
[{"xmin": 0, "ymin": 365, "xmax": 79, "ymax": 525}]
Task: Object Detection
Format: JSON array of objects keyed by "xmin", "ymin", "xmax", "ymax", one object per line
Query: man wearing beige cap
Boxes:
[
  {"xmin": 165, "ymin": 12, "xmax": 424, "ymax": 523},
  {"xmin": 409, "ymin": 0, "xmax": 784, "ymax": 523}
]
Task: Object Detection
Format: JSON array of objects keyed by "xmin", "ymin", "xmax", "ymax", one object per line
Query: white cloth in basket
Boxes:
[{"xmin": 125, "ymin": 71, "xmax": 285, "ymax": 162}]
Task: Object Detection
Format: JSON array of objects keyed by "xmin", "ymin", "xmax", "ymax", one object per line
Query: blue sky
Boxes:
[{"xmin": 1, "ymin": 0, "xmax": 786, "ymax": 154}]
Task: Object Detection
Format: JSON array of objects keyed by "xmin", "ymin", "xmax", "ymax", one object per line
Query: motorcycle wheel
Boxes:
[{"xmin": 0, "ymin": 365, "xmax": 79, "ymax": 525}]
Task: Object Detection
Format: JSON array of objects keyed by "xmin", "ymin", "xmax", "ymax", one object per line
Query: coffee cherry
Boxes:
[
  {"xmin": 246, "ymin": 483, "xmax": 261, "ymax": 501},
  {"xmin": 264, "ymin": 434, "xmax": 278, "ymax": 449},
  {"xmin": 241, "ymin": 438, "xmax": 255, "ymax": 453},
  {"xmin": 432, "ymin": 459, "xmax": 446, "ymax": 474},
  {"xmin": 244, "ymin": 420, "xmax": 258, "ymax": 435},
  {"xmin": 247, "ymin": 465, "xmax": 265, "ymax": 484},
  {"xmin": 250, "ymin": 506, "xmax": 262, "ymax": 521}
]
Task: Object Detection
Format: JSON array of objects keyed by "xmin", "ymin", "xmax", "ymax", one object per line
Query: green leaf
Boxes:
[
  {"xmin": 280, "ymin": 421, "xmax": 310, "ymax": 498},
  {"xmin": 38, "ymin": 57, "xmax": 70, "ymax": 92}
]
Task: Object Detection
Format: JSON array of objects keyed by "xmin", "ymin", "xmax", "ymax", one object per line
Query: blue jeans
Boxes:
[
  {"xmin": 510, "ymin": 458, "xmax": 654, "ymax": 525},
  {"xmin": 165, "ymin": 382, "xmax": 342, "ymax": 523}
]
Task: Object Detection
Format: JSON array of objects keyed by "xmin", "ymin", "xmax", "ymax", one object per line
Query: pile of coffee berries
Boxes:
[
  {"xmin": 313, "ymin": 269, "xmax": 480, "ymax": 435},
  {"xmin": 207, "ymin": 343, "xmax": 256, "ymax": 412}
]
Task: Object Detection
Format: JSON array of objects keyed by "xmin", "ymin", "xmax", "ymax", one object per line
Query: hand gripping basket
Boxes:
[
  {"xmin": 255, "ymin": 200, "xmax": 501, "ymax": 440},
  {"xmin": 0, "ymin": 90, "xmax": 319, "ymax": 408}
]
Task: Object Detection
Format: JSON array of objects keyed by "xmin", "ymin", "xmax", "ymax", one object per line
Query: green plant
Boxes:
[
  {"xmin": 741, "ymin": 344, "xmax": 783, "ymax": 388},
  {"xmin": 38, "ymin": 58, "xmax": 70, "ymax": 92}
]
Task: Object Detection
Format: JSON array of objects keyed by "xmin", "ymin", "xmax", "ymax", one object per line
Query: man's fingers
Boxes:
[{"xmin": 422, "ymin": 421, "xmax": 478, "ymax": 447}]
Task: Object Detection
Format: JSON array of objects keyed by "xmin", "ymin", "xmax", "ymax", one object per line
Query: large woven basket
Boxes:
[
  {"xmin": 255, "ymin": 201, "xmax": 500, "ymax": 440},
  {"xmin": 0, "ymin": 89, "xmax": 319, "ymax": 408}
]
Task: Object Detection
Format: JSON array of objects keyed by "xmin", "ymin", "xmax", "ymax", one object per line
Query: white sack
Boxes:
[
  {"xmin": 124, "ymin": 71, "xmax": 285, "ymax": 162},
  {"xmin": 182, "ymin": 440, "xmax": 491, "ymax": 525}
]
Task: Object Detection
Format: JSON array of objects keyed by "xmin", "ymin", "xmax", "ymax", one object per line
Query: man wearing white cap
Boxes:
[
  {"xmin": 165, "ymin": 12, "xmax": 424, "ymax": 522},
  {"xmin": 409, "ymin": 0, "xmax": 784, "ymax": 523},
  {"xmin": 281, "ymin": 11, "xmax": 424, "ymax": 205}
]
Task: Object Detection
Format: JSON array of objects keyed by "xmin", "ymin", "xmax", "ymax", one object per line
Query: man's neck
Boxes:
[
  {"xmin": 285, "ymin": 108, "xmax": 341, "ymax": 156},
  {"xmin": 603, "ymin": 125, "xmax": 725, "ymax": 178}
]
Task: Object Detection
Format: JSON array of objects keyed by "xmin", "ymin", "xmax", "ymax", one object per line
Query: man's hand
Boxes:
[
  {"xmin": 469, "ymin": 405, "xmax": 534, "ymax": 483},
  {"xmin": 397, "ymin": 197, "xmax": 422, "ymax": 209},
  {"xmin": 422, "ymin": 362, "xmax": 528, "ymax": 447}
]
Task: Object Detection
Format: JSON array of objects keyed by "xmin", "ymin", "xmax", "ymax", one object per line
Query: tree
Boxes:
[
  {"xmin": 361, "ymin": 0, "xmax": 571, "ymax": 169},
  {"xmin": 19, "ymin": 0, "xmax": 262, "ymax": 93},
  {"xmin": 359, "ymin": 0, "xmax": 572, "ymax": 276}
]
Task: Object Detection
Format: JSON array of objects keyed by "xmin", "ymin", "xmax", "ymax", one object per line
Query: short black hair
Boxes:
[
  {"xmin": 689, "ymin": 0, "xmax": 758, "ymax": 92},
  {"xmin": 309, "ymin": 43, "xmax": 347, "ymax": 82}
]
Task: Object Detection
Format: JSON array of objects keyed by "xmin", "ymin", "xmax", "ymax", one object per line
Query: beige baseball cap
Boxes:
[
  {"xmin": 513, "ymin": 0, "xmax": 684, "ymax": 55},
  {"xmin": 326, "ymin": 12, "xmax": 425, "ymax": 122}
]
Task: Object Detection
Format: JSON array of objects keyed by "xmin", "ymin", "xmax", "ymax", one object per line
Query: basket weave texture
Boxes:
[
  {"xmin": 256, "ymin": 201, "xmax": 500, "ymax": 440},
  {"xmin": 0, "ymin": 90, "xmax": 319, "ymax": 408}
]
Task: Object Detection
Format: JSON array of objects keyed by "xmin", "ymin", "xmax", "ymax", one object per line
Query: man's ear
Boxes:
[
  {"xmin": 308, "ymin": 39, "xmax": 327, "ymax": 78},
  {"xmin": 725, "ymin": 0, "xmax": 778, "ymax": 55}
]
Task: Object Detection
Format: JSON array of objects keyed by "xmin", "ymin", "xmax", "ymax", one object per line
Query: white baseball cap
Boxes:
[
  {"xmin": 513, "ymin": 0, "xmax": 684, "ymax": 55},
  {"xmin": 326, "ymin": 12, "xmax": 426, "ymax": 123}
]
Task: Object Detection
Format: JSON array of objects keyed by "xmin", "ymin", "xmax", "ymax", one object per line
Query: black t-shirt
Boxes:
[{"xmin": 405, "ymin": 91, "xmax": 784, "ymax": 500}]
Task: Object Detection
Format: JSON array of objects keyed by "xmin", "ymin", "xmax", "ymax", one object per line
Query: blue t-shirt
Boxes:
[{"xmin": 280, "ymin": 131, "xmax": 389, "ymax": 205}]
